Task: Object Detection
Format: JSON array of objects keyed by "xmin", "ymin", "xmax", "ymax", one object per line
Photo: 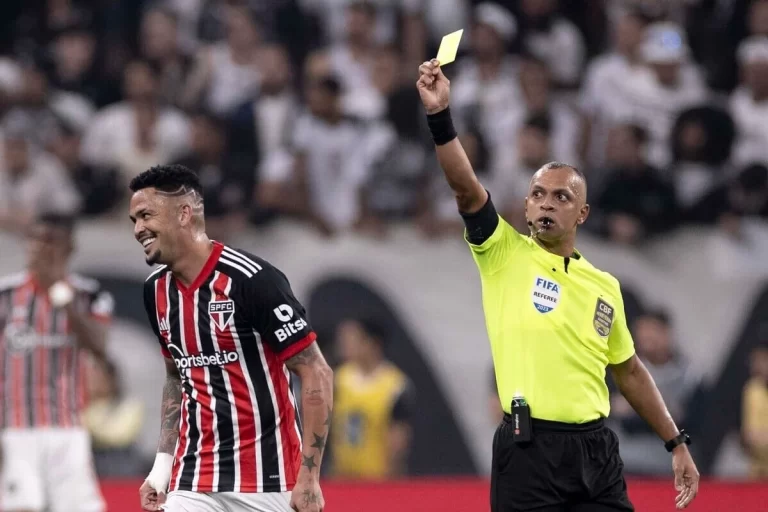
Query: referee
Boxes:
[{"xmin": 416, "ymin": 60, "xmax": 700, "ymax": 511}]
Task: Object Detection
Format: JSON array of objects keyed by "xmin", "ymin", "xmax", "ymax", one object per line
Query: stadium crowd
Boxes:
[{"xmin": 1, "ymin": 0, "xmax": 768, "ymax": 483}]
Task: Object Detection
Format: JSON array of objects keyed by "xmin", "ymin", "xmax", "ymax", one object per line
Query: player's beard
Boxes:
[{"xmin": 146, "ymin": 248, "xmax": 162, "ymax": 266}]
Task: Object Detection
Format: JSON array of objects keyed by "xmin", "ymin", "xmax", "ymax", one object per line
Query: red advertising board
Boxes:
[{"xmin": 102, "ymin": 478, "xmax": 768, "ymax": 511}]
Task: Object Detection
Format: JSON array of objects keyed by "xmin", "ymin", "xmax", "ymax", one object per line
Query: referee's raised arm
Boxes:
[{"xmin": 417, "ymin": 60, "xmax": 488, "ymax": 214}]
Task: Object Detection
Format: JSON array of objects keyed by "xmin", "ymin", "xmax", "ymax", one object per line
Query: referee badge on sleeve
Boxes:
[{"xmin": 593, "ymin": 298, "xmax": 614, "ymax": 337}]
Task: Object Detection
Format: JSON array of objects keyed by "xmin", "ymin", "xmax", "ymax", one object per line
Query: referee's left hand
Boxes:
[{"xmin": 672, "ymin": 446, "xmax": 699, "ymax": 509}]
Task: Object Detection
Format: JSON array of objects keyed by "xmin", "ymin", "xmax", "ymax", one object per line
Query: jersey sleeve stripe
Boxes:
[
  {"xmin": 276, "ymin": 332, "xmax": 317, "ymax": 362},
  {"xmin": 222, "ymin": 247, "xmax": 262, "ymax": 274},
  {"xmin": 219, "ymin": 257, "xmax": 254, "ymax": 278}
]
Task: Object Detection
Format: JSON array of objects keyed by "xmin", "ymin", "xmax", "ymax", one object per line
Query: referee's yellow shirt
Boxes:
[{"xmin": 469, "ymin": 216, "xmax": 636, "ymax": 423}]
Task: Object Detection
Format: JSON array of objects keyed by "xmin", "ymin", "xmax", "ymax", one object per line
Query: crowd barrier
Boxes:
[{"xmin": 101, "ymin": 478, "xmax": 768, "ymax": 511}]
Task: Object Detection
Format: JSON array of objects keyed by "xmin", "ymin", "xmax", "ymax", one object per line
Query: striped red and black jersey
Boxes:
[
  {"xmin": 143, "ymin": 242, "xmax": 315, "ymax": 494},
  {"xmin": 0, "ymin": 272, "xmax": 114, "ymax": 429}
]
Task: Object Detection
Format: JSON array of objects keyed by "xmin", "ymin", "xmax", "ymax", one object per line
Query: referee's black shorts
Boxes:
[{"xmin": 491, "ymin": 415, "xmax": 634, "ymax": 512}]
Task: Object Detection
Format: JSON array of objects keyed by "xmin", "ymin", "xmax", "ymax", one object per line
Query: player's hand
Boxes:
[
  {"xmin": 672, "ymin": 446, "xmax": 699, "ymax": 509},
  {"xmin": 139, "ymin": 479, "xmax": 167, "ymax": 511},
  {"xmin": 417, "ymin": 59, "xmax": 450, "ymax": 114},
  {"xmin": 290, "ymin": 471, "xmax": 324, "ymax": 512}
]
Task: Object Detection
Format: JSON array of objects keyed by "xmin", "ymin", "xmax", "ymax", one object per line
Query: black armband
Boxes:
[
  {"xmin": 461, "ymin": 192, "xmax": 499, "ymax": 245},
  {"xmin": 426, "ymin": 107, "xmax": 458, "ymax": 146}
]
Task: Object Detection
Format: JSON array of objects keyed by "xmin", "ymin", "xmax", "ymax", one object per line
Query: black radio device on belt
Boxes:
[{"xmin": 511, "ymin": 393, "xmax": 532, "ymax": 443}]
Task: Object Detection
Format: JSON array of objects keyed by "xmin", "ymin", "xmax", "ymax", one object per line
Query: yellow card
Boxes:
[{"xmin": 435, "ymin": 29, "xmax": 464, "ymax": 66}]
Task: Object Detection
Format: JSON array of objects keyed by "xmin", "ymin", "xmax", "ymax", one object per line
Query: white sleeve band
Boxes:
[{"xmin": 145, "ymin": 453, "xmax": 174, "ymax": 493}]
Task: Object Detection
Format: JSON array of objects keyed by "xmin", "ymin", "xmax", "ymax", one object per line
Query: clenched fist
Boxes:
[{"xmin": 416, "ymin": 59, "xmax": 450, "ymax": 115}]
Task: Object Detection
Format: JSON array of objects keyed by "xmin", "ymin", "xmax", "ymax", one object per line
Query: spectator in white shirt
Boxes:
[
  {"xmin": 452, "ymin": 2, "xmax": 522, "ymax": 175},
  {"xmin": 494, "ymin": 55, "xmax": 581, "ymax": 174},
  {"xmin": 629, "ymin": 22, "xmax": 708, "ymax": 168},
  {"xmin": 227, "ymin": 44, "xmax": 300, "ymax": 226},
  {"xmin": 731, "ymin": 36, "xmax": 768, "ymax": 166},
  {"xmin": 180, "ymin": 3, "xmax": 262, "ymax": 116},
  {"xmin": 0, "ymin": 114, "xmax": 81, "ymax": 233},
  {"xmin": 579, "ymin": 7, "xmax": 653, "ymax": 167},
  {"xmin": 265, "ymin": 76, "xmax": 372, "ymax": 235},
  {"xmin": 517, "ymin": 0, "xmax": 586, "ymax": 88},
  {"xmin": 80, "ymin": 60, "xmax": 190, "ymax": 192},
  {"xmin": 309, "ymin": 2, "xmax": 380, "ymax": 120},
  {"xmin": 139, "ymin": 6, "xmax": 193, "ymax": 109}
]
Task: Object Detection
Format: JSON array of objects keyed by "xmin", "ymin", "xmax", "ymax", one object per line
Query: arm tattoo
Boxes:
[
  {"xmin": 158, "ymin": 367, "xmax": 183, "ymax": 454},
  {"xmin": 286, "ymin": 342, "xmax": 334, "ymax": 475},
  {"xmin": 301, "ymin": 489, "xmax": 321, "ymax": 507},
  {"xmin": 284, "ymin": 342, "xmax": 322, "ymax": 370}
]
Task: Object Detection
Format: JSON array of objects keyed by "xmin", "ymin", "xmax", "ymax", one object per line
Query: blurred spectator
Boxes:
[
  {"xmin": 354, "ymin": 45, "xmax": 433, "ymax": 233},
  {"xmin": 580, "ymin": 7, "xmax": 652, "ymax": 168},
  {"xmin": 731, "ymin": 36, "xmax": 768, "ymax": 167},
  {"xmin": 452, "ymin": 3, "xmax": 522, "ymax": 175},
  {"xmin": 494, "ymin": 55, "xmax": 580, "ymax": 174},
  {"xmin": 48, "ymin": 20, "xmax": 106, "ymax": 107},
  {"xmin": 266, "ymin": 75, "xmax": 372, "ymax": 235},
  {"xmin": 0, "ymin": 112, "xmax": 81, "ymax": 233},
  {"xmin": 742, "ymin": 342, "xmax": 768, "ymax": 479},
  {"xmin": 84, "ymin": 358, "xmax": 146, "ymax": 478},
  {"xmin": 311, "ymin": 2, "xmax": 380, "ymax": 120},
  {"xmin": 302, "ymin": 0, "xmax": 426, "ymax": 70},
  {"xmin": 173, "ymin": 111, "xmax": 253, "ymax": 243},
  {"xmin": 494, "ymin": 113, "xmax": 555, "ymax": 231},
  {"xmin": 516, "ymin": 0, "xmax": 586, "ymax": 88},
  {"xmin": 49, "ymin": 120, "xmax": 119, "ymax": 217},
  {"xmin": 139, "ymin": 6, "xmax": 193, "ymax": 108},
  {"xmin": 228, "ymin": 44, "xmax": 300, "ymax": 224},
  {"xmin": 669, "ymin": 106, "xmax": 735, "ymax": 210},
  {"xmin": 630, "ymin": 22, "xmax": 708, "ymax": 168},
  {"xmin": 685, "ymin": 163, "xmax": 768, "ymax": 238},
  {"xmin": 330, "ymin": 318, "xmax": 415, "ymax": 479},
  {"xmin": 80, "ymin": 60, "xmax": 190, "ymax": 193},
  {"xmin": 11, "ymin": 63, "xmax": 94, "ymax": 149},
  {"xmin": 590, "ymin": 124, "xmax": 678, "ymax": 245},
  {"xmin": 610, "ymin": 310, "xmax": 699, "ymax": 476},
  {"xmin": 14, "ymin": 0, "xmax": 95, "ymax": 52},
  {"xmin": 181, "ymin": 3, "xmax": 262, "ymax": 116}
]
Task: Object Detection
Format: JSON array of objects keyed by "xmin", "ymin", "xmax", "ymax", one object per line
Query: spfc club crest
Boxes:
[{"xmin": 209, "ymin": 300, "xmax": 235, "ymax": 330}]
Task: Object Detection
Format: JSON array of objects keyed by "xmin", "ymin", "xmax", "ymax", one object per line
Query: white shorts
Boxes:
[
  {"xmin": 0, "ymin": 428, "xmax": 105, "ymax": 512},
  {"xmin": 164, "ymin": 490, "xmax": 293, "ymax": 512}
]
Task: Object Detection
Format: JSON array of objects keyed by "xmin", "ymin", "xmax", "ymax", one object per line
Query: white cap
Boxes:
[
  {"xmin": 738, "ymin": 36, "xmax": 768, "ymax": 64},
  {"xmin": 474, "ymin": 2, "xmax": 517, "ymax": 42},
  {"xmin": 640, "ymin": 22, "xmax": 689, "ymax": 64}
]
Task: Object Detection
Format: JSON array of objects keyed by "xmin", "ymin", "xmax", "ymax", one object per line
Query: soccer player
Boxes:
[
  {"xmin": 416, "ymin": 60, "xmax": 701, "ymax": 511},
  {"xmin": 130, "ymin": 165, "xmax": 333, "ymax": 512},
  {"xmin": 0, "ymin": 213, "xmax": 112, "ymax": 512}
]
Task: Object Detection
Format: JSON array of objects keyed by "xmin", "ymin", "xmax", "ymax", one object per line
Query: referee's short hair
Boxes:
[
  {"xmin": 540, "ymin": 161, "xmax": 587, "ymax": 196},
  {"xmin": 129, "ymin": 164, "xmax": 203, "ymax": 197}
]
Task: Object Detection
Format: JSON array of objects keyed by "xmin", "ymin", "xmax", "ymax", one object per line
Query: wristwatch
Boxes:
[{"xmin": 664, "ymin": 429, "xmax": 691, "ymax": 453}]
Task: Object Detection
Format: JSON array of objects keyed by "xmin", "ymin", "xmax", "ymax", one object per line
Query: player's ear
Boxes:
[
  {"xmin": 178, "ymin": 203, "xmax": 192, "ymax": 226},
  {"xmin": 577, "ymin": 203, "xmax": 590, "ymax": 225}
]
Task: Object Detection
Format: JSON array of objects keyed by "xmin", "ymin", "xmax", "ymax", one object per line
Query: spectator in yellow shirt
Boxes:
[
  {"xmin": 742, "ymin": 342, "xmax": 768, "ymax": 479},
  {"xmin": 329, "ymin": 318, "xmax": 415, "ymax": 479}
]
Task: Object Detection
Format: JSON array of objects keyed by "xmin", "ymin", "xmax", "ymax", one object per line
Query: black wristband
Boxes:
[
  {"xmin": 426, "ymin": 107, "xmax": 457, "ymax": 146},
  {"xmin": 664, "ymin": 430, "xmax": 691, "ymax": 452}
]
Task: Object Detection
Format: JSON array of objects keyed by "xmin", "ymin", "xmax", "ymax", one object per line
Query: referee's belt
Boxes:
[{"xmin": 503, "ymin": 415, "xmax": 604, "ymax": 433}]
